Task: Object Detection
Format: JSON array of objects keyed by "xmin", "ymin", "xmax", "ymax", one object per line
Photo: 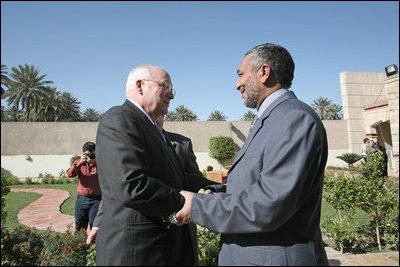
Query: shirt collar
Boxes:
[
  {"xmin": 127, "ymin": 98, "xmax": 155, "ymax": 124},
  {"xmin": 257, "ymin": 89, "xmax": 289, "ymax": 118}
]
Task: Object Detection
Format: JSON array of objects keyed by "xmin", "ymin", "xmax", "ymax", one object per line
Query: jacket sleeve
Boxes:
[
  {"xmin": 66, "ymin": 159, "xmax": 81, "ymax": 177},
  {"xmin": 190, "ymin": 110, "xmax": 325, "ymax": 233},
  {"xmin": 96, "ymin": 113, "xmax": 183, "ymax": 217}
]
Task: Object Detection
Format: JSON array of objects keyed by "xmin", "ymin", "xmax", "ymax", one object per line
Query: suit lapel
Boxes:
[
  {"xmin": 229, "ymin": 91, "xmax": 297, "ymax": 173},
  {"xmin": 123, "ymin": 101, "xmax": 184, "ymax": 176}
]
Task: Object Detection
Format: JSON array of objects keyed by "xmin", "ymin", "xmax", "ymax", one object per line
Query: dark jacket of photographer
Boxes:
[{"xmin": 67, "ymin": 159, "xmax": 101, "ymax": 197}]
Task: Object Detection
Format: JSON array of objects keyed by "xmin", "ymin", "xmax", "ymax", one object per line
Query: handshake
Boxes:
[{"xmin": 168, "ymin": 188, "xmax": 214, "ymax": 226}]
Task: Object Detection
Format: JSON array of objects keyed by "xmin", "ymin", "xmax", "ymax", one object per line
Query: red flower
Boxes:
[
  {"xmin": 77, "ymin": 245, "xmax": 81, "ymax": 249},
  {"xmin": 63, "ymin": 250, "xmax": 67, "ymax": 254},
  {"xmin": 68, "ymin": 246, "xmax": 72, "ymax": 250},
  {"xmin": 40, "ymin": 251, "xmax": 45, "ymax": 255}
]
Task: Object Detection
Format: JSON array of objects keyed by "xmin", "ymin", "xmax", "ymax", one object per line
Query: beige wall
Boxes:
[{"xmin": 1, "ymin": 120, "xmax": 349, "ymax": 178}]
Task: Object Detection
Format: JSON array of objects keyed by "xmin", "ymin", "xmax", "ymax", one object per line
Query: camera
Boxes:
[{"xmin": 87, "ymin": 152, "xmax": 96, "ymax": 160}]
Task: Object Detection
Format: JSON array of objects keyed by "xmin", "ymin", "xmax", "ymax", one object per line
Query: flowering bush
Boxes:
[
  {"xmin": 1, "ymin": 225, "xmax": 92, "ymax": 266},
  {"xmin": 1, "ymin": 225, "xmax": 44, "ymax": 265},
  {"xmin": 39, "ymin": 226, "xmax": 90, "ymax": 266}
]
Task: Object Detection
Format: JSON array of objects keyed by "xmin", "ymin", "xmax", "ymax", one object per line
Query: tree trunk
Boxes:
[{"xmin": 375, "ymin": 217, "xmax": 382, "ymax": 250}]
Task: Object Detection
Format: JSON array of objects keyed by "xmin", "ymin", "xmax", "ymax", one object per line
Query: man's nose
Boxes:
[{"xmin": 236, "ymin": 81, "xmax": 242, "ymax": 91}]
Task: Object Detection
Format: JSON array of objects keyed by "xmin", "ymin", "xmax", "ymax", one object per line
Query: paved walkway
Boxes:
[
  {"xmin": 11, "ymin": 188, "xmax": 399, "ymax": 266},
  {"xmin": 11, "ymin": 188, "xmax": 75, "ymax": 232}
]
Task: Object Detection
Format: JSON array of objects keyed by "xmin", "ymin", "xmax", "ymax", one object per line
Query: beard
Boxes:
[{"xmin": 243, "ymin": 75, "xmax": 260, "ymax": 109}]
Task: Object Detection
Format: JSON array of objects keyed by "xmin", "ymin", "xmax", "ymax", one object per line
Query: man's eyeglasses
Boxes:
[{"xmin": 142, "ymin": 79, "xmax": 176, "ymax": 96}]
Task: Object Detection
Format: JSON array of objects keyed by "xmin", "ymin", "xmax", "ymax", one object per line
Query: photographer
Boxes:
[{"xmin": 67, "ymin": 141, "xmax": 101, "ymax": 231}]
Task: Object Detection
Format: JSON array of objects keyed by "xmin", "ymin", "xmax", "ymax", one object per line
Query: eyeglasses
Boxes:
[{"xmin": 142, "ymin": 79, "xmax": 176, "ymax": 96}]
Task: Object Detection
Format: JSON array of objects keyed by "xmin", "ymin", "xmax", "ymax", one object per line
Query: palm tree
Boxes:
[
  {"xmin": 4, "ymin": 64, "xmax": 53, "ymax": 121},
  {"xmin": 241, "ymin": 111, "xmax": 257, "ymax": 121},
  {"xmin": 327, "ymin": 104, "xmax": 343, "ymax": 120},
  {"xmin": 311, "ymin": 97, "xmax": 332, "ymax": 120},
  {"xmin": 207, "ymin": 110, "xmax": 227, "ymax": 121},
  {"xmin": 59, "ymin": 92, "xmax": 81, "ymax": 121},
  {"xmin": 2, "ymin": 106, "xmax": 23, "ymax": 121},
  {"xmin": 336, "ymin": 153, "xmax": 363, "ymax": 169},
  {"xmin": 81, "ymin": 108, "xmax": 102, "ymax": 121},
  {"xmin": 1, "ymin": 64, "xmax": 10, "ymax": 98},
  {"xmin": 165, "ymin": 105, "xmax": 198, "ymax": 121},
  {"xmin": 33, "ymin": 86, "xmax": 62, "ymax": 122}
]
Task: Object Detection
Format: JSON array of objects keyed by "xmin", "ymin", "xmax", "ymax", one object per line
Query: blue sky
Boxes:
[{"xmin": 1, "ymin": 1, "xmax": 399, "ymax": 121}]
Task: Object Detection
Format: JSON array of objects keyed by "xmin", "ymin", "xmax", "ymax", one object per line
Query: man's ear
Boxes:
[
  {"xmin": 136, "ymin": 80, "xmax": 144, "ymax": 95},
  {"xmin": 259, "ymin": 64, "xmax": 272, "ymax": 83}
]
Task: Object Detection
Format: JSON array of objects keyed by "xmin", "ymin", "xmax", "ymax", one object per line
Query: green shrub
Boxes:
[
  {"xmin": 358, "ymin": 150, "xmax": 384, "ymax": 179},
  {"xmin": 354, "ymin": 151, "xmax": 398, "ymax": 251},
  {"xmin": 209, "ymin": 135, "xmax": 236, "ymax": 166},
  {"xmin": 70, "ymin": 155, "xmax": 81, "ymax": 166},
  {"xmin": 1, "ymin": 168, "xmax": 12, "ymax": 226},
  {"xmin": 2, "ymin": 174, "xmax": 20, "ymax": 185},
  {"xmin": 322, "ymin": 218, "xmax": 357, "ymax": 253},
  {"xmin": 86, "ymin": 244, "xmax": 96, "ymax": 266},
  {"xmin": 322, "ymin": 174, "xmax": 359, "ymax": 253},
  {"xmin": 382, "ymin": 220, "xmax": 399, "ymax": 251},
  {"xmin": 197, "ymin": 228, "xmax": 220, "ymax": 266},
  {"xmin": 39, "ymin": 172, "xmax": 57, "ymax": 184},
  {"xmin": 323, "ymin": 151, "xmax": 399, "ymax": 252}
]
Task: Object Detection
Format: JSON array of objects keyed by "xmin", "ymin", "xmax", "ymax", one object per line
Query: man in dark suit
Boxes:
[
  {"xmin": 176, "ymin": 44, "xmax": 329, "ymax": 265},
  {"xmin": 95, "ymin": 65, "xmax": 217, "ymax": 266},
  {"xmin": 88, "ymin": 115, "xmax": 205, "ymax": 265}
]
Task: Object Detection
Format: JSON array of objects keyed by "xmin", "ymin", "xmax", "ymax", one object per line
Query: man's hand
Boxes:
[
  {"xmin": 80, "ymin": 153, "xmax": 88, "ymax": 165},
  {"xmin": 175, "ymin": 190, "xmax": 194, "ymax": 225},
  {"xmin": 86, "ymin": 228, "xmax": 98, "ymax": 245},
  {"xmin": 198, "ymin": 188, "xmax": 213, "ymax": 194}
]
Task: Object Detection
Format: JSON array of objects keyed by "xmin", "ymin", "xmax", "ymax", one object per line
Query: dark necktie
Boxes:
[{"xmin": 154, "ymin": 123, "xmax": 166, "ymax": 143}]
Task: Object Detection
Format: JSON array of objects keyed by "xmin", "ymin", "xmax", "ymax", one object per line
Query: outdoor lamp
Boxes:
[{"xmin": 385, "ymin": 64, "xmax": 398, "ymax": 77}]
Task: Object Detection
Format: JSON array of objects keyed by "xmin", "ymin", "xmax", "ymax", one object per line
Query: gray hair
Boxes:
[
  {"xmin": 245, "ymin": 43, "xmax": 295, "ymax": 89},
  {"xmin": 126, "ymin": 65, "xmax": 152, "ymax": 95}
]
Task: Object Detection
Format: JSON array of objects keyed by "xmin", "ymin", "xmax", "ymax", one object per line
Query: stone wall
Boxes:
[{"xmin": 1, "ymin": 120, "xmax": 349, "ymax": 178}]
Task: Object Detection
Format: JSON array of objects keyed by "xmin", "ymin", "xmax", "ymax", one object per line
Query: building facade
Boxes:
[{"xmin": 340, "ymin": 70, "xmax": 399, "ymax": 176}]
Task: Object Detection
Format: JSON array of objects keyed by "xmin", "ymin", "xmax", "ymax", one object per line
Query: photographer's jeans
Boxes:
[{"xmin": 75, "ymin": 194, "xmax": 101, "ymax": 231}]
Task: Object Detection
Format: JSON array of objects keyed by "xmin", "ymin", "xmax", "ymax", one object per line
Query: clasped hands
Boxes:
[{"xmin": 174, "ymin": 188, "xmax": 213, "ymax": 226}]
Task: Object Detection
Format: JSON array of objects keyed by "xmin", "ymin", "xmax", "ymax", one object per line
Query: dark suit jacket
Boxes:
[
  {"xmin": 190, "ymin": 91, "xmax": 328, "ymax": 265},
  {"xmin": 164, "ymin": 131, "xmax": 203, "ymax": 178},
  {"xmin": 95, "ymin": 100, "xmax": 215, "ymax": 266}
]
